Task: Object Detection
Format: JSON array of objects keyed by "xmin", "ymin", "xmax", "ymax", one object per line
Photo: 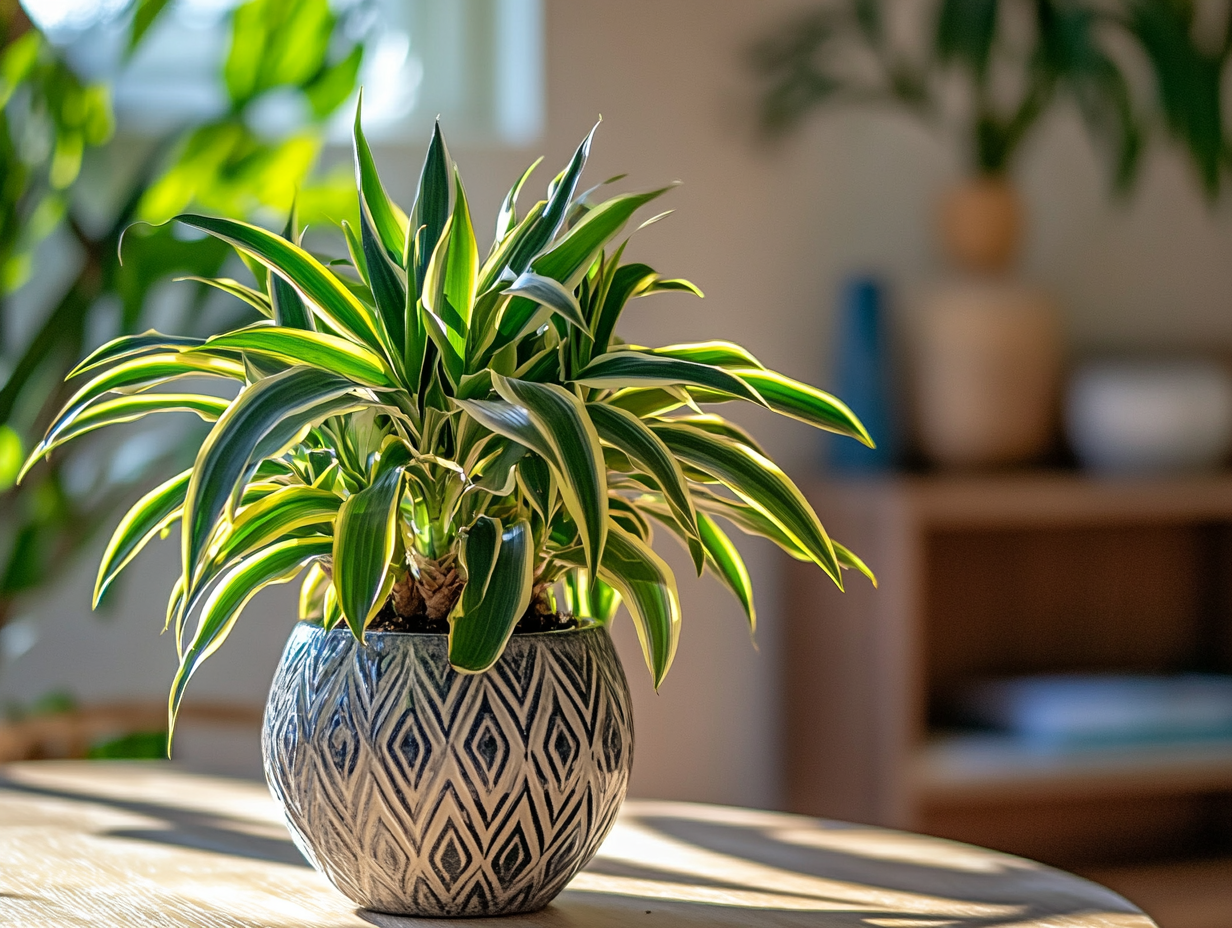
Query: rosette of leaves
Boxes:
[{"xmin": 23, "ymin": 105, "xmax": 875, "ymax": 730}]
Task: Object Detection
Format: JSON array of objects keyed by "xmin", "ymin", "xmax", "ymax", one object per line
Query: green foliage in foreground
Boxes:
[
  {"xmin": 0, "ymin": 0, "xmax": 365, "ymax": 636},
  {"xmin": 26, "ymin": 106, "xmax": 875, "ymax": 732}
]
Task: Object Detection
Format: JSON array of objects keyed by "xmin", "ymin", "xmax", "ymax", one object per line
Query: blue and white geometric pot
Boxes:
[{"xmin": 261, "ymin": 622, "xmax": 634, "ymax": 917}]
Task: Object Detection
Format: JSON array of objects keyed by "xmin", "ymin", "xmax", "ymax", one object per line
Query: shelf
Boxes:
[
  {"xmin": 818, "ymin": 470, "xmax": 1232, "ymax": 530},
  {"xmin": 787, "ymin": 469, "xmax": 1232, "ymax": 870},
  {"xmin": 914, "ymin": 734, "xmax": 1232, "ymax": 804},
  {"xmin": 1079, "ymin": 857, "xmax": 1232, "ymax": 928}
]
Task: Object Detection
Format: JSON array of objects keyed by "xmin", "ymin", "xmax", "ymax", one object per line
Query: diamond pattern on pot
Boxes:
[{"xmin": 262, "ymin": 623, "xmax": 634, "ymax": 918}]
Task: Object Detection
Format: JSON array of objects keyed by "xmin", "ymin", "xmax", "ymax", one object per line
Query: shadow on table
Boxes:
[
  {"xmin": 0, "ymin": 773, "xmax": 1151, "ymax": 928},
  {"xmin": 539, "ymin": 801, "xmax": 1149, "ymax": 928},
  {"xmin": 0, "ymin": 769, "xmax": 309, "ymax": 868},
  {"xmin": 359, "ymin": 803, "xmax": 1150, "ymax": 928}
]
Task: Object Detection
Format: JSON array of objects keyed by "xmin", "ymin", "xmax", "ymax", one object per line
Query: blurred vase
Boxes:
[
  {"xmin": 1066, "ymin": 359, "xmax": 1232, "ymax": 474},
  {"xmin": 915, "ymin": 281, "xmax": 1061, "ymax": 468},
  {"xmin": 912, "ymin": 176, "xmax": 1063, "ymax": 468},
  {"xmin": 828, "ymin": 275, "xmax": 897, "ymax": 473},
  {"xmin": 938, "ymin": 176, "xmax": 1023, "ymax": 273}
]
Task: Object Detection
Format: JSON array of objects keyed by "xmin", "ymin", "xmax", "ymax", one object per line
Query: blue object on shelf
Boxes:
[{"xmin": 827, "ymin": 275, "xmax": 896, "ymax": 473}]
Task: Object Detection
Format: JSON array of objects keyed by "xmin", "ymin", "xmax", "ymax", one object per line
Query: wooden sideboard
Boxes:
[{"xmin": 785, "ymin": 472, "xmax": 1232, "ymax": 926}]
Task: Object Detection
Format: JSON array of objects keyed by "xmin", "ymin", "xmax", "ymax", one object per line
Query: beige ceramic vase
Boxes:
[{"xmin": 913, "ymin": 176, "xmax": 1062, "ymax": 468}]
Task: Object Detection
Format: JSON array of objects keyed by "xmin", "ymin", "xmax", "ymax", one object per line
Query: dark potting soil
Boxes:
[
  {"xmin": 513, "ymin": 609, "xmax": 579, "ymax": 634},
  {"xmin": 367, "ymin": 605, "xmax": 578, "ymax": 635}
]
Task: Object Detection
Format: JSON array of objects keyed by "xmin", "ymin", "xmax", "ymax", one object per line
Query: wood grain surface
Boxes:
[{"xmin": 0, "ymin": 761, "xmax": 1154, "ymax": 927}]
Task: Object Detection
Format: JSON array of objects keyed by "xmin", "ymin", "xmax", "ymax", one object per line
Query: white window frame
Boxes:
[{"xmin": 37, "ymin": 0, "xmax": 544, "ymax": 146}]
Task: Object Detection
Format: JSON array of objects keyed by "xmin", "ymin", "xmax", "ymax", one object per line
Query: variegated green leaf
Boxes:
[
  {"xmin": 732, "ymin": 368, "xmax": 872, "ymax": 444},
  {"xmin": 493, "ymin": 157, "xmax": 543, "ymax": 246},
  {"xmin": 341, "ymin": 219, "xmax": 370, "ymax": 286},
  {"xmin": 170, "ymin": 538, "xmax": 331, "ymax": 729},
  {"xmin": 178, "ymin": 277, "xmax": 273, "ymax": 319},
  {"xmin": 650, "ymin": 421, "xmax": 842, "ymax": 587},
  {"xmin": 606, "ymin": 525, "xmax": 684, "ymax": 685},
  {"xmin": 421, "ymin": 304, "xmax": 464, "ymax": 389},
  {"xmin": 591, "ymin": 263, "xmax": 658, "ymax": 357},
  {"xmin": 647, "ymin": 278, "xmax": 703, "ymax": 296},
  {"xmin": 478, "ymin": 203, "xmax": 542, "ymax": 297},
  {"xmin": 448, "ymin": 518, "xmax": 533, "ymax": 673},
  {"xmin": 453, "ymin": 398, "xmax": 552, "ymax": 457},
  {"xmin": 94, "ymin": 469, "xmax": 191, "ymax": 607},
  {"xmin": 516, "ymin": 454, "xmax": 556, "ymax": 520},
  {"xmin": 456, "ymin": 387, "xmax": 608, "ymax": 576},
  {"xmin": 648, "ymin": 341, "xmax": 763, "ymax": 369},
  {"xmin": 697, "ymin": 512, "xmax": 755, "ymax": 630},
  {"xmin": 214, "ymin": 485, "xmax": 340, "ymax": 567},
  {"xmin": 606, "ymin": 386, "xmax": 685, "ymax": 419},
  {"xmin": 563, "ymin": 570, "xmax": 621, "ymax": 624},
  {"xmin": 689, "ymin": 488, "xmax": 810, "ymax": 561},
  {"xmin": 471, "ymin": 437, "xmax": 526, "ymax": 496},
  {"xmin": 458, "ymin": 515, "xmax": 501, "ymax": 614},
  {"xmin": 359, "ymin": 193, "xmax": 408, "ymax": 370},
  {"xmin": 531, "ymin": 186, "xmax": 672, "ymax": 288},
  {"xmin": 270, "ymin": 267, "xmax": 313, "ymax": 330},
  {"xmin": 587, "ymin": 402, "xmax": 700, "ymax": 553},
  {"xmin": 21, "ymin": 394, "xmax": 228, "ymax": 482},
  {"xmin": 501, "ymin": 122, "xmax": 598, "ymax": 278},
  {"xmin": 182, "ymin": 367, "xmax": 360, "ymax": 594},
  {"xmin": 506, "ymin": 271, "xmax": 589, "ymax": 333},
  {"xmin": 576, "ymin": 350, "xmax": 765, "ymax": 406},
  {"xmin": 299, "ymin": 562, "xmax": 330, "ymax": 620},
  {"xmin": 493, "ymin": 376, "xmax": 607, "ymax": 576},
  {"xmin": 563, "ymin": 523, "xmax": 680, "ymax": 688},
  {"xmin": 608, "ymin": 494, "xmax": 653, "ymax": 541},
  {"xmin": 354, "ymin": 93, "xmax": 410, "ymax": 263},
  {"xmin": 833, "ymin": 540, "xmax": 876, "ymax": 586},
  {"xmin": 175, "ymin": 213, "xmax": 386, "ymax": 354},
  {"xmin": 67, "ymin": 331, "xmax": 208, "ymax": 379},
  {"xmin": 668, "ymin": 414, "xmax": 765, "ymax": 453},
  {"xmin": 269, "ymin": 206, "xmax": 314, "ymax": 330},
  {"xmin": 45, "ymin": 353, "xmax": 243, "ymax": 446},
  {"xmin": 248, "ymin": 395, "xmax": 364, "ymax": 479},
  {"xmin": 198, "ymin": 324, "xmax": 395, "ymax": 387},
  {"xmin": 633, "ymin": 497, "xmax": 755, "ymax": 630},
  {"xmin": 333, "ymin": 461, "xmax": 405, "ymax": 638},
  {"xmin": 443, "ymin": 171, "xmax": 479, "ymax": 334},
  {"xmin": 692, "ymin": 486, "xmax": 871, "ymax": 591},
  {"xmin": 410, "ymin": 121, "xmax": 453, "ymax": 291}
]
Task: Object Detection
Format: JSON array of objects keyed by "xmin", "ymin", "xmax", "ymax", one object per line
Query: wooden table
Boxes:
[{"xmin": 0, "ymin": 761, "xmax": 1155, "ymax": 927}]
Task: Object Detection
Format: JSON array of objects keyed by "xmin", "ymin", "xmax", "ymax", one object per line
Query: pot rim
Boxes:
[{"xmin": 294, "ymin": 619, "xmax": 606, "ymax": 639}]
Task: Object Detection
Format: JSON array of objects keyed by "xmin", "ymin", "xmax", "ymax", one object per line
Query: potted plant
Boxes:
[
  {"xmin": 21, "ymin": 104, "xmax": 874, "ymax": 917},
  {"xmin": 750, "ymin": 0, "xmax": 1159, "ymax": 468}
]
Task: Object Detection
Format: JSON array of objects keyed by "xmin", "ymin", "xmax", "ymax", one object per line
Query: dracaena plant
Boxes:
[{"xmin": 22, "ymin": 103, "xmax": 874, "ymax": 730}]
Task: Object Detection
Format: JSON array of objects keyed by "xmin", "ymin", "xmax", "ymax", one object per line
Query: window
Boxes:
[{"xmin": 29, "ymin": 0, "xmax": 544, "ymax": 145}]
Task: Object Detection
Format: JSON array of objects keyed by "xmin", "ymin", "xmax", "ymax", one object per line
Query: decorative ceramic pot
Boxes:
[{"xmin": 261, "ymin": 622, "xmax": 634, "ymax": 917}]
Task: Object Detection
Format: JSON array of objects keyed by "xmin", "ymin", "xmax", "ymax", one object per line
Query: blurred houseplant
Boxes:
[
  {"xmin": 0, "ymin": 0, "xmax": 364, "ymax": 643},
  {"xmin": 24, "ymin": 105, "xmax": 876, "ymax": 914},
  {"xmin": 751, "ymin": 0, "xmax": 1230, "ymax": 468}
]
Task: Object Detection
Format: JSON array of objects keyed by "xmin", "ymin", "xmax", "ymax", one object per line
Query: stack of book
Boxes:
[{"xmin": 956, "ymin": 674, "xmax": 1232, "ymax": 749}]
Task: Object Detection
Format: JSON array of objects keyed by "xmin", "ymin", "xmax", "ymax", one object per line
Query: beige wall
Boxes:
[{"xmin": 6, "ymin": 0, "xmax": 1232, "ymax": 809}]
